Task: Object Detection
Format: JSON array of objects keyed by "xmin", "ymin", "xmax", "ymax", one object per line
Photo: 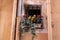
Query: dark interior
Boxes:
[
  {"xmin": 24, "ymin": 5, "xmax": 41, "ymax": 17},
  {"xmin": 27, "ymin": 9, "xmax": 40, "ymax": 16}
]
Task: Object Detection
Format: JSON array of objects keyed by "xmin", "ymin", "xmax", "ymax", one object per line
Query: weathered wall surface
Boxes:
[
  {"xmin": 0, "ymin": 0, "xmax": 14, "ymax": 40},
  {"xmin": 51, "ymin": 0, "xmax": 60, "ymax": 40}
]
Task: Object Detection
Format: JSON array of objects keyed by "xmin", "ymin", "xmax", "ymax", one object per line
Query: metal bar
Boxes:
[{"xmin": 17, "ymin": 0, "xmax": 23, "ymax": 16}]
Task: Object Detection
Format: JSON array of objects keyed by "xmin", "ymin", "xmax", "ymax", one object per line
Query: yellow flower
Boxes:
[
  {"xmin": 28, "ymin": 16, "xmax": 32, "ymax": 20},
  {"xmin": 31, "ymin": 15, "xmax": 36, "ymax": 21}
]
